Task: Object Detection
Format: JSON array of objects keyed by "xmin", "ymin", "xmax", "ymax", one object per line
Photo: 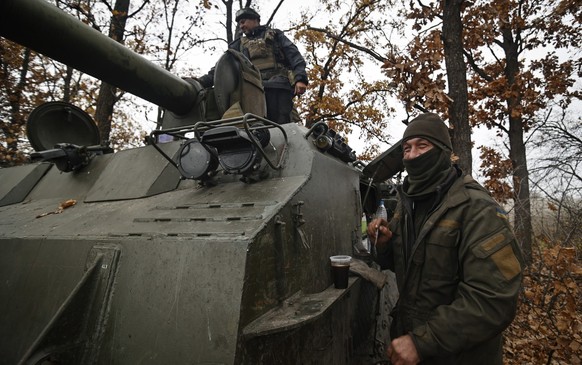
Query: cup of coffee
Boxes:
[{"xmin": 330, "ymin": 255, "xmax": 351, "ymax": 289}]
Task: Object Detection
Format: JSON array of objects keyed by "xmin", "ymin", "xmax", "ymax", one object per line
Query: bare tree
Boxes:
[{"xmin": 529, "ymin": 107, "xmax": 582, "ymax": 248}]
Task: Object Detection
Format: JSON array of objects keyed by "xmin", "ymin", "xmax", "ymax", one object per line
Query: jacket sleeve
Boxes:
[
  {"xmin": 411, "ymin": 195, "xmax": 524, "ymax": 359},
  {"xmin": 275, "ymin": 30, "xmax": 308, "ymax": 85}
]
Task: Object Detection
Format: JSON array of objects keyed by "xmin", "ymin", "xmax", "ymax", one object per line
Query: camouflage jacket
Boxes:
[{"xmin": 377, "ymin": 169, "xmax": 524, "ymax": 364}]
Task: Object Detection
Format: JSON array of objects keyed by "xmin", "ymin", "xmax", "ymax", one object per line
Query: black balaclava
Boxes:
[
  {"xmin": 401, "ymin": 113, "xmax": 453, "ymax": 198},
  {"xmin": 403, "ymin": 147, "xmax": 452, "ymax": 197}
]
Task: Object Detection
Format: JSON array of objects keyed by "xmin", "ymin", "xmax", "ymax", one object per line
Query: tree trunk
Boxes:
[
  {"xmin": 225, "ymin": 0, "xmax": 234, "ymax": 43},
  {"xmin": 501, "ymin": 27, "xmax": 533, "ymax": 264},
  {"xmin": 442, "ymin": 0, "xmax": 472, "ymax": 174},
  {"xmin": 63, "ymin": 66, "xmax": 73, "ymax": 103},
  {"xmin": 94, "ymin": 0, "xmax": 130, "ymax": 145},
  {"xmin": 508, "ymin": 112, "xmax": 533, "ymax": 264},
  {"xmin": 95, "ymin": 82, "xmax": 116, "ymax": 144}
]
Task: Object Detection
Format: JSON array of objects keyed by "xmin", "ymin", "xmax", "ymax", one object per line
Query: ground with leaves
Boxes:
[{"xmin": 505, "ymin": 246, "xmax": 582, "ymax": 364}]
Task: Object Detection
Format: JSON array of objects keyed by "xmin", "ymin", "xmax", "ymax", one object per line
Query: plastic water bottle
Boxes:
[
  {"xmin": 375, "ymin": 200, "xmax": 387, "ymax": 222},
  {"xmin": 373, "ymin": 200, "xmax": 387, "ymax": 252}
]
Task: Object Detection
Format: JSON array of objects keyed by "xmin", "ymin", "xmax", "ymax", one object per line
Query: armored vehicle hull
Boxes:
[
  {"xmin": 0, "ymin": 0, "xmax": 400, "ymax": 363},
  {"xmin": 0, "ymin": 126, "xmax": 375, "ymax": 364}
]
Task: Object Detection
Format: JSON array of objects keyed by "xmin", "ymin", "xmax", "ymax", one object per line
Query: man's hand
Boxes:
[
  {"xmin": 367, "ymin": 218, "xmax": 392, "ymax": 247},
  {"xmin": 294, "ymin": 81, "xmax": 307, "ymax": 96},
  {"xmin": 387, "ymin": 335, "xmax": 421, "ymax": 365}
]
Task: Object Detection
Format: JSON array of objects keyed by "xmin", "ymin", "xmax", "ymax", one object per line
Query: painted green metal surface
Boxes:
[
  {"xmin": 0, "ymin": 125, "xmax": 372, "ymax": 364},
  {"xmin": 0, "ymin": 0, "xmax": 399, "ymax": 362}
]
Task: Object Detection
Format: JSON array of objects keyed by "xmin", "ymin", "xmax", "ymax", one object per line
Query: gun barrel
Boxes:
[{"xmin": 0, "ymin": 0, "xmax": 197, "ymax": 115}]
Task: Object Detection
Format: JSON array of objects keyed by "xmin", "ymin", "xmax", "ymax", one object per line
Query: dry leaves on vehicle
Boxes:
[{"xmin": 36, "ymin": 199, "xmax": 77, "ymax": 218}]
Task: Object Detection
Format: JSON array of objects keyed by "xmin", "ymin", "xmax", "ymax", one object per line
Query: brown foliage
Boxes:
[
  {"xmin": 392, "ymin": 0, "xmax": 581, "ymax": 263},
  {"xmin": 505, "ymin": 246, "xmax": 582, "ymax": 364},
  {"xmin": 385, "ymin": 0, "xmax": 581, "ymax": 184},
  {"xmin": 0, "ymin": 40, "xmax": 51, "ymax": 167},
  {"xmin": 293, "ymin": 0, "xmax": 402, "ymax": 160},
  {"xmin": 479, "ymin": 146, "xmax": 513, "ymax": 203},
  {"xmin": 381, "ymin": 30, "xmax": 450, "ymax": 116}
]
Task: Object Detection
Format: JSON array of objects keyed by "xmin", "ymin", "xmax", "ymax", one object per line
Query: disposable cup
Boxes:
[{"xmin": 330, "ymin": 255, "xmax": 351, "ymax": 289}]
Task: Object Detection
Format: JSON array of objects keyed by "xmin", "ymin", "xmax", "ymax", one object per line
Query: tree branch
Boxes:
[
  {"xmin": 306, "ymin": 26, "xmax": 386, "ymax": 63},
  {"xmin": 463, "ymin": 49, "xmax": 493, "ymax": 82}
]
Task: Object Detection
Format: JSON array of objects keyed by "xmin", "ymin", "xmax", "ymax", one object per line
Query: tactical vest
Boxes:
[{"xmin": 240, "ymin": 29, "xmax": 290, "ymax": 82}]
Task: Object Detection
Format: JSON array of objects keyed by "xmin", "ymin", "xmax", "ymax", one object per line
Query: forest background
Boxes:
[{"xmin": 1, "ymin": 0, "xmax": 581, "ymax": 363}]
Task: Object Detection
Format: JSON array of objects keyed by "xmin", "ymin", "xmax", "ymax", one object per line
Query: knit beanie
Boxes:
[{"xmin": 402, "ymin": 113, "xmax": 452, "ymax": 151}]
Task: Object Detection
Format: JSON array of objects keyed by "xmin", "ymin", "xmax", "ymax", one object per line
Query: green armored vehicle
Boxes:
[{"xmin": 0, "ymin": 0, "xmax": 403, "ymax": 363}]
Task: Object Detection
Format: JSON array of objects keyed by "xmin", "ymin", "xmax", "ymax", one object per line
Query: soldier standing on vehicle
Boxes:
[
  {"xmin": 198, "ymin": 7, "xmax": 308, "ymax": 125},
  {"xmin": 367, "ymin": 113, "xmax": 524, "ymax": 365}
]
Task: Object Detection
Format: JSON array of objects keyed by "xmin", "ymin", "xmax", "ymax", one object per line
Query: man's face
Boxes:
[
  {"xmin": 239, "ymin": 18, "xmax": 259, "ymax": 35},
  {"xmin": 403, "ymin": 137, "xmax": 434, "ymax": 160}
]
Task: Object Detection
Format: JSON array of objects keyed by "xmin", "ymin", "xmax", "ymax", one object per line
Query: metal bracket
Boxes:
[
  {"xmin": 292, "ymin": 201, "xmax": 305, "ymax": 227},
  {"xmin": 19, "ymin": 245, "xmax": 121, "ymax": 365},
  {"xmin": 274, "ymin": 216, "xmax": 287, "ymax": 302},
  {"xmin": 242, "ymin": 277, "xmax": 360, "ymax": 339}
]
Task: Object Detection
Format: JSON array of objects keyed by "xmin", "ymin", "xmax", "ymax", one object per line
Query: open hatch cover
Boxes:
[{"xmin": 362, "ymin": 141, "xmax": 404, "ymax": 182}]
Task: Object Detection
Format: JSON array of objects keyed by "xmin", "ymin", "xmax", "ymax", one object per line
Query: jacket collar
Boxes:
[{"xmin": 402, "ymin": 165, "xmax": 466, "ymax": 271}]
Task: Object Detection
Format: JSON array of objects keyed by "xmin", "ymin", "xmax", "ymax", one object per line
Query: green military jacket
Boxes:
[{"xmin": 378, "ymin": 172, "xmax": 524, "ymax": 364}]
